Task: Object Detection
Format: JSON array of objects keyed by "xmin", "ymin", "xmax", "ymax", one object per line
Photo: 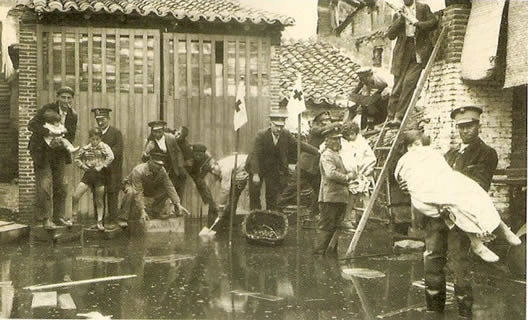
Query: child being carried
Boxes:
[
  {"xmin": 395, "ymin": 131, "xmax": 521, "ymax": 263},
  {"xmin": 43, "ymin": 110, "xmax": 79, "ymax": 153}
]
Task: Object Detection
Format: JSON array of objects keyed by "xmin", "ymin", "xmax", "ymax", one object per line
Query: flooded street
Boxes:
[{"xmin": 0, "ymin": 220, "xmax": 525, "ymax": 319}]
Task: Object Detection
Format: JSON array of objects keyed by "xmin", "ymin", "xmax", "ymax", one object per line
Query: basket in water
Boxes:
[{"xmin": 241, "ymin": 210, "xmax": 289, "ymax": 246}]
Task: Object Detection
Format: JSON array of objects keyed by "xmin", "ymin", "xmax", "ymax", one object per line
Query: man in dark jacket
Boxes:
[
  {"xmin": 386, "ymin": 0, "xmax": 437, "ymax": 127},
  {"xmin": 422, "ymin": 106, "xmax": 498, "ymax": 318},
  {"xmin": 142, "ymin": 121, "xmax": 187, "ymax": 201},
  {"xmin": 349, "ymin": 67, "xmax": 390, "ymax": 130},
  {"xmin": 92, "ymin": 108, "xmax": 123, "ymax": 230},
  {"xmin": 248, "ymin": 111, "xmax": 319, "ymax": 211},
  {"xmin": 186, "ymin": 144, "xmax": 221, "ymax": 225},
  {"xmin": 28, "ymin": 86, "xmax": 78, "ymax": 229}
]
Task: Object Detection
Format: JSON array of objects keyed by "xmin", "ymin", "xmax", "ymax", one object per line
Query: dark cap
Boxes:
[
  {"xmin": 313, "ymin": 111, "xmax": 331, "ymax": 123},
  {"xmin": 56, "ymin": 86, "xmax": 75, "ymax": 96},
  {"xmin": 149, "ymin": 152, "xmax": 166, "ymax": 165},
  {"xmin": 192, "ymin": 144, "xmax": 207, "ymax": 153},
  {"xmin": 450, "ymin": 106, "xmax": 483, "ymax": 125},
  {"xmin": 323, "ymin": 126, "xmax": 342, "ymax": 139},
  {"xmin": 91, "ymin": 108, "xmax": 112, "ymax": 119},
  {"xmin": 148, "ymin": 120, "xmax": 167, "ymax": 131}
]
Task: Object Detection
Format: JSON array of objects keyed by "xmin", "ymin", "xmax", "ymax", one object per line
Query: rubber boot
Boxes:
[
  {"xmin": 455, "ymin": 284, "xmax": 473, "ymax": 318},
  {"xmin": 425, "ymin": 288, "xmax": 446, "ymax": 313},
  {"xmin": 313, "ymin": 231, "xmax": 333, "ymax": 255}
]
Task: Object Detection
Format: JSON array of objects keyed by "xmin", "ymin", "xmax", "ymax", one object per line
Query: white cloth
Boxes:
[
  {"xmin": 341, "ymin": 135, "xmax": 376, "ymax": 177},
  {"xmin": 43, "ymin": 122, "xmax": 67, "ymax": 146},
  {"xmin": 217, "ymin": 154, "xmax": 249, "ymax": 206},
  {"xmin": 394, "ymin": 146, "xmax": 501, "ymax": 234},
  {"xmin": 404, "ymin": 3, "xmax": 417, "ymax": 37},
  {"xmin": 155, "ymin": 135, "xmax": 167, "ymax": 152}
]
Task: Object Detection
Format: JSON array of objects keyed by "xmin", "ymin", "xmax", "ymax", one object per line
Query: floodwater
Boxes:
[{"xmin": 0, "ymin": 220, "xmax": 525, "ymax": 319}]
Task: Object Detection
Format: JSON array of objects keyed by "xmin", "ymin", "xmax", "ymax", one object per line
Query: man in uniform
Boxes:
[
  {"xmin": 386, "ymin": 0, "xmax": 437, "ymax": 127},
  {"xmin": 314, "ymin": 128, "xmax": 354, "ymax": 255},
  {"xmin": 142, "ymin": 120, "xmax": 187, "ymax": 200},
  {"xmin": 247, "ymin": 111, "xmax": 319, "ymax": 211},
  {"xmin": 28, "ymin": 86, "xmax": 78, "ymax": 229},
  {"xmin": 91, "ymin": 108, "xmax": 123, "ymax": 230},
  {"xmin": 119, "ymin": 152, "xmax": 185, "ymax": 224},
  {"xmin": 422, "ymin": 106, "xmax": 498, "ymax": 318},
  {"xmin": 279, "ymin": 111, "xmax": 341, "ymax": 219}
]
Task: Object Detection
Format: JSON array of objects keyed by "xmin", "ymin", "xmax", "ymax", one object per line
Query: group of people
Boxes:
[
  {"xmin": 348, "ymin": 0, "xmax": 437, "ymax": 130},
  {"xmin": 28, "ymin": 86, "xmax": 222, "ymax": 231}
]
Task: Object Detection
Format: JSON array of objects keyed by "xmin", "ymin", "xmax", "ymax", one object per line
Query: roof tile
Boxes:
[
  {"xmin": 17, "ymin": 0, "xmax": 295, "ymax": 26},
  {"xmin": 280, "ymin": 40, "xmax": 360, "ymax": 107}
]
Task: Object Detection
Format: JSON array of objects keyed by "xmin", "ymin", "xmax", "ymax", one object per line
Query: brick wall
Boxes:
[
  {"xmin": 423, "ymin": 4, "xmax": 514, "ymax": 219},
  {"xmin": 17, "ymin": 12, "xmax": 38, "ymax": 222}
]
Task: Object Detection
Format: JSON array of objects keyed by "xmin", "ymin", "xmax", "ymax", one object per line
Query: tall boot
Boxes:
[
  {"xmin": 455, "ymin": 284, "xmax": 473, "ymax": 318},
  {"xmin": 313, "ymin": 231, "xmax": 333, "ymax": 255},
  {"xmin": 425, "ymin": 288, "xmax": 446, "ymax": 313}
]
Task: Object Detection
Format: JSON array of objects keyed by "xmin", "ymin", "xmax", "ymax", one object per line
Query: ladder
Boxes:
[{"xmin": 341, "ymin": 27, "xmax": 447, "ymax": 257}]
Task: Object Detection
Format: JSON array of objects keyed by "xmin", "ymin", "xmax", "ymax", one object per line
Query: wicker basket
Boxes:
[{"xmin": 241, "ymin": 210, "xmax": 289, "ymax": 246}]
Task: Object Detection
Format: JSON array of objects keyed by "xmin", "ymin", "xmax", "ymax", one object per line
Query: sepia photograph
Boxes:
[{"xmin": 0, "ymin": 0, "xmax": 526, "ymax": 318}]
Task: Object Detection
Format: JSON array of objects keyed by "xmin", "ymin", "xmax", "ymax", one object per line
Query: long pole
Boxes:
[
  {"xmin": 24, "ymin": 275, "xmax": 137, "ymax": 291},
  {"xmin": 296, "ymin": 113, "xmax": 302, "ymax": 243},
  {"xmin": 229, "ymin": 130, "xmax": 240, "ymax": 246}
]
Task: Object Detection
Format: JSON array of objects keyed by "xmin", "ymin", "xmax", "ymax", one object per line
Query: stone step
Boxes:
[
  {"xmin": 31, "ymin": 225, "xmax": 82, "ymax": 243},
  {"xmin": 0, "ymin": 221, "xmax": 29, "ymax": 244}
]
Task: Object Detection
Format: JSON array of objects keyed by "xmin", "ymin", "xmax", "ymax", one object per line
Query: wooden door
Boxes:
[
  {"xmin": 162, "ymin": 33, "xmax": 272, "ymax": 217},
  {"xmin": 36, "ymin": 26, "xmax": 161, "ymax": 220}
]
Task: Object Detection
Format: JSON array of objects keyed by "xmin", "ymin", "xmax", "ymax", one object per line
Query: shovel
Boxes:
[{"xmin": 199, "ymin": 217, "xmax": 221, "ymax": 237}]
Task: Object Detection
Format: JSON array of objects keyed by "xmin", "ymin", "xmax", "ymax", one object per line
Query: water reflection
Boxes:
[{"xmin": 0, "ymin": 221, "xmax": 524, "ymax": 319}]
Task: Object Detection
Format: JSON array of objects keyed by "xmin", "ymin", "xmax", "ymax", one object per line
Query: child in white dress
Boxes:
[{"xmin": 43, "ymin": 110, "xmax": 79, "ymax": 153}]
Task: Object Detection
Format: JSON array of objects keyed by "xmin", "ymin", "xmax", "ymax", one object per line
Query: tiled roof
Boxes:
[
  {"xmin": 17, "ymin": 0, "xmax": 295, "ymax": 26},
  {"xmin": 280, "ymin": 40, "xmax": 360, "ymax": 107}
]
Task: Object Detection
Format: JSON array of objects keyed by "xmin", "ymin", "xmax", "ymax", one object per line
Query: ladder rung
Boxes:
[
  {"xmin": 375, "ymin": 146, "xmax": 391, "ymax": 151},
  {"xmin": 374, "ymin": 167, "xmax": 384, "ymax": 170}
]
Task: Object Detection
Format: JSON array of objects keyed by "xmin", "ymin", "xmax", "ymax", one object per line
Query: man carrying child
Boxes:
[{"xmin": 28, "ymin": 86, "xmax": 78, "ymax": 229}]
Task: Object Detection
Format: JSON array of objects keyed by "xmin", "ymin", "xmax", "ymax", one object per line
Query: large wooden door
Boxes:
[
  {"xmin": 36, "ymin": 26, "xmax": 160, "ymax": 220},
  {"xmin": 162, "ymin": 33, "xmax": 272, "ymax": 217}
]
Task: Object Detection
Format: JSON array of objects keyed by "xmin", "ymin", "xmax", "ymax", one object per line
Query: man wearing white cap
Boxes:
[
  {"xmin": 247, "ymin": 110, "xmax": 319, "ymax": 210},
  {"xmin": 422, "ymin": 105, "xmax": 498, "ymax": 318}
]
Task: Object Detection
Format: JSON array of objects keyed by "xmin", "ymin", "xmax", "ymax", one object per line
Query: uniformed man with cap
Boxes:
[
  {"xmin": 313, "ymin": 127, "xmax": 355, "ymax": 255},
  {"xmin": 422, "ymin": 105, "xmax": 498, "ymax": 318},
  {"xmin": 247, "ymin": 110, "xmax": 319, "ymax": 210},
  {"xmin": 279, "ymin": 110, "xmax": 341, "ymax": 218},
  {"xmin": 141, "ymin": 120, "xmax": 187, "ymax": 201},
  {"xmin": 28, "ymin": 86, "xmax": 78, "ymax": 229},
  {"xmin": 91, "ymin": 108, "xmax": 123, "ymax": 230},
  {"xmin": 348, "ymin": 67, "xmax": 390, "ymax": 130},
  {"xmin": 119, "ymin": 152, "xmax": 186, "ymax": 225}
]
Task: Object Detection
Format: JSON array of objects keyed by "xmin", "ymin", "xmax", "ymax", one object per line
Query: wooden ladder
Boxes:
[{"xmin": 339, "ymin": 27, "xmax": 448, "ymax": 258}]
